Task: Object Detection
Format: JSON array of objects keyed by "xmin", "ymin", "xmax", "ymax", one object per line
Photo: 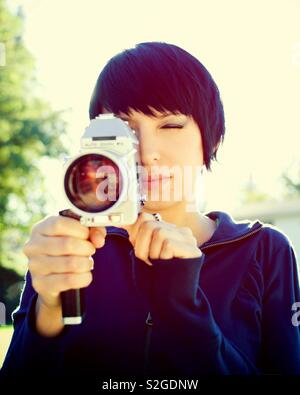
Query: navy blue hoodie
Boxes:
[{"xmin": 1, "ymin": 210, "xmax": 300, "ymax": 379}]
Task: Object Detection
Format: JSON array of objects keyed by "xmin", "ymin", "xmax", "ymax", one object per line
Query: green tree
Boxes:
[
  {"xmin": 281, "ymin": 161, "xmax": 300, "ymax": 197},
  {"xmin": 0, "ymin": 0, "xmax": 68, "ymax": 321}
]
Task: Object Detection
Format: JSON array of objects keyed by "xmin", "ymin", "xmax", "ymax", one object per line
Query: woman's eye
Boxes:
[{"xmin": 162, "ymin": 124, "xmax": 183, "ymax": 129}]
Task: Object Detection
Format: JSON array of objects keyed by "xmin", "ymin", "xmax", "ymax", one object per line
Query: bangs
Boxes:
[{"xmin": 89, "ymin": 43, "xmax": 198, "ymax": 119}]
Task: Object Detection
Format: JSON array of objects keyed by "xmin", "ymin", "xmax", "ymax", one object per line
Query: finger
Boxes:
[
  {"xmin": 32, "ymin": 215, "xmax": 90, "ymax": 240},
  {"xmin": 127, "ymin": 212, "xmax": 156, "ymax": 245},
  {"xmin": 89, "ymin": 227, "xmax": 107, "ymax": 248},
  {"xmin": 159, "ymin": 239, "xmax": 174, "ymax": 260},
  {"xmin": 149, "ymin": 227, "xmax": 165, "ymax": 260},
  {"xmin": 134, "ymin": 221, "xmax": 157, "ymax": 265},
  {"xmin": 32, "ymin": 272, "xmax": 93, "ymax": 297},
  {"xmin": 144, "ymin": 259, "xmax": 153, "ymax": 266},
  {"xmin": 25, "ymin": 234, "xmax": 96, "ymax": 257},
  {"xmin": 28, "ymin": 255, "xmax": 94, "ymax": 276},
  {"xmin": 146, "ymin": 222, "xmax": 178, "ymax": 259},
  {"xmin": 162, "ymin": 239, "xmax": 202, "ymax": 259}
]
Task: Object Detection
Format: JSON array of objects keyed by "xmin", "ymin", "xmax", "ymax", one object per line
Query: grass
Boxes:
[{"xmin": 0, "ymin": 326, "xmax": 13, "ymax": 369}]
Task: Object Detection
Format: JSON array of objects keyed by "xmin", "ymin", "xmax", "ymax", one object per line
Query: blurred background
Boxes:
[{"xmin": 0, "ymin": 0, "xmax": 299, "ymax": 366}]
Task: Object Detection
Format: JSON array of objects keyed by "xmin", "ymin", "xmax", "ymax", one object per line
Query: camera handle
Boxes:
[{"xmin": 59, "ymin": 209, "xmax": 85, "ymax": 325}]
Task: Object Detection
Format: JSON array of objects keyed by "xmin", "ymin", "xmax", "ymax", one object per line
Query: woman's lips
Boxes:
[{"xmin": 140, "ymin": 176, "xmax": 172, "ymax": 185}]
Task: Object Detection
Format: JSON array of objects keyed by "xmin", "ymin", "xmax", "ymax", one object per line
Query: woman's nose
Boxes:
[{"xmin": 137, "ymin": 131, "xmax": 161, "ymax": 166}]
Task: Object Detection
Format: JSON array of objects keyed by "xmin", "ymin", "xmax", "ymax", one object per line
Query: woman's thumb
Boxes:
[{"xmin": 89, "ymin": 227, "xmax": 107, "ymax": 249}]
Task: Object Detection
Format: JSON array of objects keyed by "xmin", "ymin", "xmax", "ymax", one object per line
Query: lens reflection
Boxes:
[{"xmin": 64, "ymin": 154, "xmax": 122, "ymax": 212}]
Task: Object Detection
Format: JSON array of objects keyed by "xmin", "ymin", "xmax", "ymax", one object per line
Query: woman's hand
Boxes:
[
  {"xmin": 23, "ymin": 215, "xmax": 106, "ymax": 310},
  {"xmin": 120, "ymin": 212, "xmax": 202, "ymax": 266}
]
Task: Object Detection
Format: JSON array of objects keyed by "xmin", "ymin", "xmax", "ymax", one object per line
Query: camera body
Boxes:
[{"xmin": 61, "ymin": 113, "xmax": 144, "ymax": 227}]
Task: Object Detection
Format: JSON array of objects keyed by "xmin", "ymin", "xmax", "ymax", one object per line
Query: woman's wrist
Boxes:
[{"xmin": 35, "ymin": 295, "xmax": 64, "ymax": 337}]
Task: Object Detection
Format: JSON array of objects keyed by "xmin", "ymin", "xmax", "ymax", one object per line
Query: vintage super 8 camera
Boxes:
[
  {"xmin": 59, "ymin": 113, "xmax": 146, "ymax": 325},
  {"xmin": 61, "ymin": 113, "xmax": 145, "ymax": 226}
]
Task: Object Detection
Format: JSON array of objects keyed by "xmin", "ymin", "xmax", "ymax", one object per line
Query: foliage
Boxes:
[
  {"xmin": 281, "ymin": 162, "xmax": 300, "ymax": 197},
  {"xmin": 0, "ymin": 0, "xmax": 68, "ymax": 321}
]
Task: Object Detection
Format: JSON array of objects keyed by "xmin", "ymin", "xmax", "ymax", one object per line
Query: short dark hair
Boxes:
[{"xmin": 89, "ymin": 41, "xmax": 225, "ymax": 172}]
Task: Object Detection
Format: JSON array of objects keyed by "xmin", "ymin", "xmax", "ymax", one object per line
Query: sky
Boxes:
[{"xmin": 8, "ymin": 0, "xmax": 300, "ymax": 215}]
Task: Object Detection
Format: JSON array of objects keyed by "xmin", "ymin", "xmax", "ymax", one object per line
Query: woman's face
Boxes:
[{"xmin": 103, "ymin": 107, "xmax": 204, "ymax": 212}]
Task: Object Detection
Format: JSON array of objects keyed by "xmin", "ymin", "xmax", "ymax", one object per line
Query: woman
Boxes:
[{"xmin": 1, "ymin": 42, "xmax": 300, "ymax": 381}]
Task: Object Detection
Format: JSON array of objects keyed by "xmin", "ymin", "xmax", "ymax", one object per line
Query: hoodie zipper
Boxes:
[
  {"xmin": 106, "ymin": 231, "xmax": 155, "ymax": 375},
  {"xmin": 107, "ymin": 222, "xmax": 263, "ymax": 375},
  {"xmin": 143, "ymin": 311, "xmax": 153, "ymax": 376}
]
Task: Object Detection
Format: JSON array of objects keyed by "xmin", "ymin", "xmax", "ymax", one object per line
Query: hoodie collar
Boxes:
[
  {"xmin": 200, "ymin": 211, "xmax": 263, "ymax": 249},
  {"xmin": 106, "ymin": 211, "xmax": 263, "ymax": 250}
]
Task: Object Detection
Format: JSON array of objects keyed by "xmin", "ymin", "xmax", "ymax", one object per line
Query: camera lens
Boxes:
[{"xmin": 64, "ymin": 153, "xmax": 123, "ymax": 212}]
